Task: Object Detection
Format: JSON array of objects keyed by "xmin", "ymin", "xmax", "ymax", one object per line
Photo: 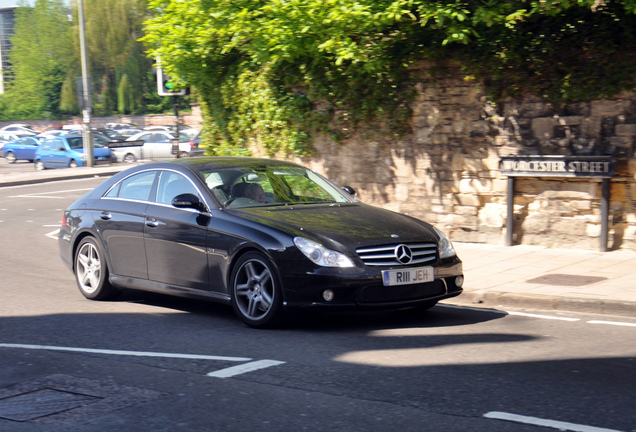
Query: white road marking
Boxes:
[
  {"xmin": 0, "ymin": 343, "xmax": 251, "ymax": 362},
  {"xmin": 207, "ymin": 360, "xmax": 286, "ymax": 378},
  {"xmin": 484, "ymin": 411, "xmax": 623, "ymax": 432},
  {"xmin": 588, "ymin": 320, "xmax": 636, "ymax": 328},
  {"xmin": 45, "ymin": 229, "xmax": 60, "ymax": 240},
  {"xmin": 0, "ymin": 343, "xmax": 286, "ymax": 378},
  {"xmin": 506, "ymin": 311, "xmax": 580, "ymax": 321},
  {"xmin": 9, "ymin": 187, "xmax": 93, "ymax": 199}
]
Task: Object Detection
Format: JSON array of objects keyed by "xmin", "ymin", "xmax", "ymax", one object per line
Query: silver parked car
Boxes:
[{"xmin": 111, "ymin": 130, "xmax": 194, "ymax": 162}]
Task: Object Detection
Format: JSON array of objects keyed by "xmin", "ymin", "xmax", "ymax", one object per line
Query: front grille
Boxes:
[{"xmin": 356, "ymin": 243, "xmax": 437, "ymax": 267}]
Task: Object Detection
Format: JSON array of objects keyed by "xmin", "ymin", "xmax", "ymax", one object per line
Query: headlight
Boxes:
[
  {"xmin": 433, "ymin": 226, "xmax": 456, "ymax": 259},
  {"xmin": 293, "ymin": 237, "xmax": 354, "ymax": 268}
]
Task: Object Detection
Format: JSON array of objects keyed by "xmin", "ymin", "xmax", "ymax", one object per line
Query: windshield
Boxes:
[{"xmin": 197, "ymin": 164, "xmax": 352, "ymax": 209}]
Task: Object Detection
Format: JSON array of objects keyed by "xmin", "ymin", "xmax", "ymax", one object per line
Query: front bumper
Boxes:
[{"xmin": 279, "ymin": 256, "xmax": 463, "ymax": 310}]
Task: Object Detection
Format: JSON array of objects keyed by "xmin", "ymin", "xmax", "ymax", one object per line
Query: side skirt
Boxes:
[{"xmin": 109, "ymin": 275, "xmax": 232, "ymax": 304}]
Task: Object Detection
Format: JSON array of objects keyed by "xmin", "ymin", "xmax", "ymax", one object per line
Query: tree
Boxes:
[
  {"xmin": 3, "ymin": 0, "xmax": 75, "ymax": 119},
  {"xmin": 76, "ymin": 0, "xmax": 156, "ymax": 116}
]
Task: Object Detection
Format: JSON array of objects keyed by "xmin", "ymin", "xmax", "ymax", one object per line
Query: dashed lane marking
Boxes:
[
  {"xmin": 0, "ymin": 343, "xmax": 286, "ymax": 378},
  {"xmin": 45, "ymin": 229, "xmax": 60, "ymax": 240},
  {"xmin": 506, "ymin": 311, "xmax": 580, "ymax": 322},
  {"xmin": 444, "ymin": 305, "xmax": 636, "ymax": 327},
  {"xmin": 588, "ymin": 320, "xmax": 636, "ymax": 327},
  {"xmin": 484, "ymin": 411, "xmax": 624, "ymax": 432},
  {"xmin": 207, "ymin": 360, "xmax": 286, "ymax": 378},
  {"xmin": 9, "ymin": 187, "xmax": 93, "ymax": 199}
]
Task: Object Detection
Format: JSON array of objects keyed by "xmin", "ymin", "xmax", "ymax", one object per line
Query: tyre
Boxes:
[
  {"xmin": 5, "ymin": 151, "xmax": 16, "ymax": 164},
  {"xmin": 69, "ymin": 159, "xmax": 78, "ymax": 168},
  {"xmin": 230, "ymin": 252, "xmax": 283, "ymax": 328},
  {"xmin": 74, "ymin": 237, "xmax": 117, "ymax": 300},
  {"xmin": 123, "ymin": 153, "xmax": 137, "ymax": 163},
  {"xmin": 34, "ymin": 160, "xmax": 45, "ymax": 170}
]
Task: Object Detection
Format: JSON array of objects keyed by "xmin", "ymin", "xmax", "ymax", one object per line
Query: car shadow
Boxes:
[{"xmin": 109, "ymin": 288, "xmax": 507, "ymax": 332}]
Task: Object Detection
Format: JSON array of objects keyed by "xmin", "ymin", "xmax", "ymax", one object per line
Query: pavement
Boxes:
[{"xmin": 2, "ymin": 162, "xmax": 635, "ymax": 318}]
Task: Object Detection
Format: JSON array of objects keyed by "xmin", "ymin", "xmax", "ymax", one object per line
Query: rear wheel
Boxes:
[
  {"xmin": 230, "ymin": 252, "xmax": 283, "ymax": 328},
  {"xmin": 74, "ymin": 237, "xmax": 117, "ymax": 300},
  {"xmin": 5, "ymin": 152, "xmax": 16, "ymax": 163}
]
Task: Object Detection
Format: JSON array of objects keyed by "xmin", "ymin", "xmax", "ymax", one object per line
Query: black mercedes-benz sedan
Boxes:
[{"xmin": 59, "ymin": 157, "xmax": 463, "ymax": 327}]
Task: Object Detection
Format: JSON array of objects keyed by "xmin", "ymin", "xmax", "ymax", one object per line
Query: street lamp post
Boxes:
[{"xmin": 78, "ymin": 0, "xmax": 93, "ymax": 167}]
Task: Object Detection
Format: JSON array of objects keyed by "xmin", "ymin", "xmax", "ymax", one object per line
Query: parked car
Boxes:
[
  {"xmin": 58, "ymin": 157, "xmax": 464, "ymax": 328},
  {"xmin": 0, "ymin": 132, "xmax": 32, "ymax": 153},
  {"xmin": 111, "ymin": 130, "xmax": 193, "ymax": 162},
  {"xmin": 0, "ymin": 124, "xmax": 38, "ymax": 135},
  {"xmin": 2, "ymin": 136, "xmax": 43, "ymax": 163},
  {"xmin": 92, "ymin": 128, "xmax": 126, "ymax": 142},
  {"xmin": 144, "ymin": 125, "xmax": 198, "ymax": 139},
  {"xmin": 116, "ymin": 128, "xmax": 143, "ymax": 139},
  {"xmin": 105, "ymin": 122, "xmax": 139, "ymax": 131},
  {"xmin": 33, "ymin": 135, "xmax": 114, "ymax": 170},
  {"xmin": 37, "ymin": 130, "xmax": 66, "ymax": 139}
]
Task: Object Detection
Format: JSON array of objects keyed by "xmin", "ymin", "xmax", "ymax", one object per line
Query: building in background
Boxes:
[{"xmin": 0, "ymin": 6, "xmax": 17, "ymax": 94}]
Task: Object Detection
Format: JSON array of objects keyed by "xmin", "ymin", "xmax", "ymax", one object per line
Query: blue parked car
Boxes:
[
  {"xmin": 2, "ymin": 136, "xmax": 43, "ymax": 163},
  {"xmin": 33, "ymin": 135, "xmax": 113, "ymax": 170}
]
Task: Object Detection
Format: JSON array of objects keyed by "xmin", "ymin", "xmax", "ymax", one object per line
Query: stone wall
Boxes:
[{"xmin": 299, "ymin": 65, "xmax": 636, "ymax": 251}]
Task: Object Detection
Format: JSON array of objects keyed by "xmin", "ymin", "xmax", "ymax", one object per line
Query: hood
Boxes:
[{"xmin": 231, "ymin": 202, "xmax": 438, "ymax": 250}]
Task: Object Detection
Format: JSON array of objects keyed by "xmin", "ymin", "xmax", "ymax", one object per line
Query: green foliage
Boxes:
[
  {"xmin": 459, "ymin": 1, "xmax": 636, "ymax": 104},
  {"xmin": 142, "ymin": 0, "xmax": 636, "ymax": 155},
  {"xmin": 0, "ymin": 0, "xmax": 176, "ymax": 121},
  {"xmin": 2, "ymin": 0, "xmax": 75, "ymax": 119},
  {"xmin": 78, "ymin": 0, "xmax": 160, "ymax": 116}
]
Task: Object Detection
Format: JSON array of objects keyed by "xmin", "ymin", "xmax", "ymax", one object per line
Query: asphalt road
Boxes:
[{"xmin": 1, "ymin": 178, "xmax": 635, "ymax": 432}]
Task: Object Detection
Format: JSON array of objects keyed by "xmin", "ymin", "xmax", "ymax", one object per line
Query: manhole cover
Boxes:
[
  {"xmin": 0, "ymin": 375, "xmax": 161, "ymax": 425},
  {"xmin": 526, "ymin": 274, "xmax": 608, "ymax": 286},
  {"xmin": 0, "ymin": 389, "xmax": 101, "ymax": 422}
]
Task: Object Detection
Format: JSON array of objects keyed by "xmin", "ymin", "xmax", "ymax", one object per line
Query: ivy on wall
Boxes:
[{"xmin": 143, "ymin": 0, "xmax": 636, "ymax": 156}]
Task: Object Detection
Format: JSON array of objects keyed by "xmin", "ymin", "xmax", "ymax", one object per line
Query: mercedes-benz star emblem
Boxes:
[{"xmin": 395, "ymin": 244, "xmax": 413, "ymax": 265}]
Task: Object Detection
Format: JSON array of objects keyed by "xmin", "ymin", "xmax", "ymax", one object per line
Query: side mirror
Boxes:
[
  {"xmin": 172, "ymin": 193, "xmax": 206, "ymax": 212},
  {"xmin": 342, "ymin": 186, "xmax": 356, "ymax": 197}
]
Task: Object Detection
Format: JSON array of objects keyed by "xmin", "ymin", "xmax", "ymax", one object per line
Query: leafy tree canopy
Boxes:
[
  {"xmin": 143, "ymin": 0, "xmax": 636, "ymax": 156},
  {"xmin": 3, "ymin": 0, "xmax": 74, "ymax": 119}
]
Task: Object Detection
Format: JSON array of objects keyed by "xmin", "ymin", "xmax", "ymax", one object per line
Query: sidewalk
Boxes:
[
  {"xmin": 2, "ymin": 164, "xmax": 635, "ymax": 318},
  {"xmin": 450, "ymin": 242, "xmax": 636, "ymax": 317}
]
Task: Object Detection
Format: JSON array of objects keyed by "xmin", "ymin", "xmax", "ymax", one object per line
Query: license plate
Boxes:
[{"xmin": 382, "ymin": 266, "xmax": 434, "ymax": 286}]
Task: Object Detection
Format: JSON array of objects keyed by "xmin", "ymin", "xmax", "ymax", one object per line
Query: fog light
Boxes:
[
  {"xmin": 322, "ymin": 289, "xmax": 334, "ymax": 302},
  {"xmin": 455, "ymin": 275, "xmax": 464, "ymax": 288}
]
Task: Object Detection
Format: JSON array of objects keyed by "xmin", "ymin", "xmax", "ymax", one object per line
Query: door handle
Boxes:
[
  {"xmin": 146, "ymin": 219, "xmax": 159, "ymax": 228},
  {"xmin": 100, "ymin": 212, "xmax": 112, "ymax": 220}
]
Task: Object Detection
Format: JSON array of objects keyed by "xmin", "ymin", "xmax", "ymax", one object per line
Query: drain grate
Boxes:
[
  {"xmin": 526, "ymin": 273, "xmax": 608, "ymax": 287},
  {"xmin": 0, "ymin": 389, "xmax": 101, "ymax": 422}
]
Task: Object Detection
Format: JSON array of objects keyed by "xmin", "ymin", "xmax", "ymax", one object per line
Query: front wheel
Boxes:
[
  {"xmin": 5, "ymin": 152, "xmax": 16, "ymax": 164},
  {"xmin": 230, "ymin": 252, "xmax": 283, "ymax": 328},
  {"xmin": 74, "ymin": 237, "xmax": 117, "ymax": 300},
  {"xmin": 34, "ymin": 160, "xmax": 45, "ymax": 170},
  {"xmin": 123, "ymin": 153, "xmax": 137, "ymax": 163},
  {"xmin": 69, "ymin": 159, "xmax": 78, "ymax": 168}
]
